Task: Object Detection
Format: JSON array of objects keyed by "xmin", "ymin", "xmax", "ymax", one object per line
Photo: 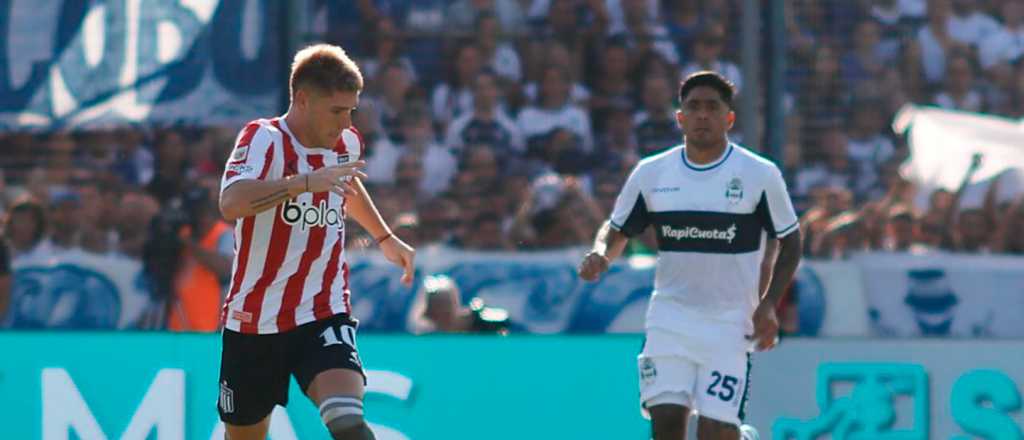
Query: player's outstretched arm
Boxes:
[
  {"xmin": 220, "ymin": 161, "xmax": 367, "ymax": 220},
  {"xmin": 750, "ymin": 229, "xmax": 802, "ymax": 351},
  {"xmin": 578, "ymin": 221, "xmax": 629, "ymax": 281},
  {"xmin": 346, "ymin": 177, "xmax": 415, "ymax": 286}
]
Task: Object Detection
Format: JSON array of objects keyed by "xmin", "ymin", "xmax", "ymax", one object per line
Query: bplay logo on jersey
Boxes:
[
  {"xmin": 661, "ymin": 224, "xmax": 737, "ymax": 244},
  {"xmin": 281, "ymin": 200, "xmax": 342, "ymax": 231}
]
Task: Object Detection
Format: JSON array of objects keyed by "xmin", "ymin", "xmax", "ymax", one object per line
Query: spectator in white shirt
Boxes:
[
  {"xmin": 445, "ymin": 70, "xmax": 525, "ymax": 155},
  {"xmin": 523, "ymin": 41, "xmax": 591, "ymax": 107},
  {"xmin": 447, "ymin": 0, "xmax": 526, "ymax": 34},
  {"xmin": 680, "ymin": 24, "xmax": 742, "ymax": 92},
  {"xmin": 795, "ymin": 125, "xmax": 862, "ymax": 202},
  {"xmin": 917, "ymin": 0, "xmax": 972, "ymax": 84},
  {"xmin": 372, "ymin": 61, "xmax": 415, "ymax": 142},
  {"xmin": 432, "ymin": 44, "xmax": 483, "ymax": 129},
  {"xmin": 842, "ymin": 20, "xmax": 889, "ymax": 88},
  {"xmin": 359, "ymin": 16, "xmax": 417, "ymax": 84},
  {"xmin": 366, "ymin": 104, "xmax": 457, "ymax": 198},
  {"xmin": 846, "ymin": 98, "xmax": 896, "ymax": 198},
  {"xmin": 948, "ymin": 0, "xmax": 1000, "ymax": 46},
  {"xmin": 979, "ymin": 0, "xmax": 1024, "ymax": 70},
  {"xmin": 933, "ymin": 51, "xmax": 984, "ymax": 112},
  {"xmin": 634, "ymin": 73, "xmax": 681, "ymax": 157},
  {"xmin": 475, "ymin": 12, "xmax": 523, "ymax": 83},
  {"xmin": 607, "ymin": 0, "xmax": 679, "ymax": 65},
  {"xmin": 605, "ymin": 0, "xmax": 659, "ymax": 33},
  {"xmin": 518, "ymin": 65, "xmax": 594, "ymax": 152}
]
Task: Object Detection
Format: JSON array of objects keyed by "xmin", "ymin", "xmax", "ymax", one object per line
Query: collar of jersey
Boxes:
[
  {"xmin": 681, "ymin": 143, "xmax": 733, "ymax": 172},
  {"xmin": 276, "ymin": 117, "xmax": 331, "ymax": 154}
]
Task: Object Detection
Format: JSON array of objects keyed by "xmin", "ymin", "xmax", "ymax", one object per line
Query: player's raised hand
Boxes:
[
  {"xmin": 747, "ymin": 302, "xmax": 780, "ymax": 351},
  {"xmin": 578, "ymin": 250, "xmax": 610, "ymax": 281},
  {"xmin": 380, "ymin": 234, "xmax": 415, "ymax": 286},
  {"xmin": 305, "ymin": 160, "xmax": 367, "ymax": 196}
]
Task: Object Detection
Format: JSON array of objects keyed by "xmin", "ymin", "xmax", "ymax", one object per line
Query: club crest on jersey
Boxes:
[
  {"xmin": 282, "ymin": 199, "xmax": 343, "ymax": 230},
  {"xmin": 640, "ymin": 357, "xmax": 657, "ymax": 385},
  {"xmin": 726, "ymin": 177, "xmax": 744, "ymax": 204}
]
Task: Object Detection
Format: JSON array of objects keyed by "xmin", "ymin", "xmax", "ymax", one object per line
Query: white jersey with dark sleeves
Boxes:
[{"xmin": 609, "ymin": 143, "xmax": 798, "ymax": 343}]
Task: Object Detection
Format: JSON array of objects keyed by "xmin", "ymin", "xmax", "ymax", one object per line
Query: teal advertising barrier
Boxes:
[
  {"xmin": 0, "ymin": 333, "xmax": 648, "ymax": 439},
  {"xmin": 745, "ymin": 340, "xmax": 1024, "ymax": 440},
  {"xmin": 4, "ymin": 334, "xmax": 1023, "ymax": 439}
]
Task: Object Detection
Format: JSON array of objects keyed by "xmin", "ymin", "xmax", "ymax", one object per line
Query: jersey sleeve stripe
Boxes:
[
  {"xmin": 619, "ymin": 194, "xmax": 652, "ymax": 237},
  {"xmin": 775, "ymin": 220, "xmax": 799, "ymax": 237},
  {"xmin": 236, "ymin": 122, "xmax": 261, "ymax": 149},
  {"xmin": 256, "ymin": 140, "xmax": 275, "ymax": 179},
  {"xmin": 277, "ymin": 154, "xmax": 329, "ymax": 332}
]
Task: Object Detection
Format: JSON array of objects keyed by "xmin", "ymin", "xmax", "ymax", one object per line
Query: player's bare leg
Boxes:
[
  {"xmin": 649, "ymin": 404, "xmax": 691, "ymax": 440},
  {"xmin": 306, "ymin": 368, "xmax": 374, "ymax": 440},
  {"xmin": 223, "ymin": 414, "xmax": 270, "ymax": 440},
  {"xmin": 696, "ymin": 416, "xmax": 738, "ymax": 439}
]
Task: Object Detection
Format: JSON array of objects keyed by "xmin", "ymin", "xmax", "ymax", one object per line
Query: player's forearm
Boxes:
[
  {"xmin": 220, "ymin": 177, "xmax": 305, "ymax": 220},
  {"xmin": 759, "ymin": 239, "xmax": 779, "ymax": 296},
  {"xmin": 761, "ymin": 230, "xmax": 802, "ymax": 307},
  {"xmin": 346, "ymin": 178, "xmax": 391, "ymax": 240},
  {"xmin": 593, "ymin": 221, "xmax": 629, "ymax": 262}
]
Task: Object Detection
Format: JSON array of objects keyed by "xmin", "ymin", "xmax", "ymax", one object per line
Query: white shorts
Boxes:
[{"xmin": 638, "ymin": 328, "xmax": 751, "ymax": 426}]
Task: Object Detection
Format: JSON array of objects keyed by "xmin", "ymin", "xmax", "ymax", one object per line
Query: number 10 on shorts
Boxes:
[
  {"xmin": 320, "ymin": 325, "xmax": 357, "ymax": 348},
  {"xmin": 706, "ymin": 370, "xmax": 739, "ymax": 402}
]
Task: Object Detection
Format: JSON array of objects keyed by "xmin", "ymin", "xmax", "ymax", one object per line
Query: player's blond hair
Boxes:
[{"xmin": 289, "ymin": 44, "xmax": 363, "ymax": 98}]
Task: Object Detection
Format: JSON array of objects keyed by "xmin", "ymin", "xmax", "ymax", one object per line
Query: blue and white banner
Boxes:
[
  {"xmin": 857, "ymin": 252, "xmax": 1024, "ymax": 338},
  {"xmin": 5, "ymin": 247, "xmax": 153, "ymax": 329},
  {"xmin": 790, "ymin": 253, "xmax": 1024, "ymax": 338},
  {"xmin": 346, "ymin": 247, "xmax": 657, "ymax": 334},
  {"xmin": 6, "ymin": 245, "xmax": 1024, "ymax": 337},
  {"xmin": 0, "ymin": 0, "xmax": 284, "ymax": 129}
]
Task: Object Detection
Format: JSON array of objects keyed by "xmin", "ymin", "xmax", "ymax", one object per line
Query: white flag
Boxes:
[{"xmin": 892, "ymin": 105, "xmax": 1024, "ymax": 209}]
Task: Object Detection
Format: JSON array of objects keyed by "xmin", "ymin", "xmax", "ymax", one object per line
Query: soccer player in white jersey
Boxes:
[
  {"xmin": 578, "ymin": 71, "xmax": 802, "ymax": 440},
  {"xmin": 217, "ymin": 44, "xmax": 415, "ymax": 440}
]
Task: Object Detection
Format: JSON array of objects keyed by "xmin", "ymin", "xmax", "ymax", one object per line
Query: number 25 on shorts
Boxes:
[{"xmin": 706, "ymin": 370, "xmax": 739, "ymax": 402}]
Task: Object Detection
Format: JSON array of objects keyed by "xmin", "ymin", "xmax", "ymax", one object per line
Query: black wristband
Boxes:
[{"xmin": 375, "ymin": 232, "xmax": 394, "ymax": 244}]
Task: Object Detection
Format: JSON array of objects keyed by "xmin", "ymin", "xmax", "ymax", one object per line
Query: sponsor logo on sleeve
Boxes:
[{"xmin": 230, "ymin": 145, "xmax": 249, "ymax": 162}]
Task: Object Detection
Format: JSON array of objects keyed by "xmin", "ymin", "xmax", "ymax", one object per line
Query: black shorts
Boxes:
[{"xmin": 217, "ymin": 313, "xmax": 365, "ymax": 425}]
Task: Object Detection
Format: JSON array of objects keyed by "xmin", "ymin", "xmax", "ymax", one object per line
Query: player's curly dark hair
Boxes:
[{"xmin": 678, "ymin": 71, "xmax": 735, "ymax": 108}]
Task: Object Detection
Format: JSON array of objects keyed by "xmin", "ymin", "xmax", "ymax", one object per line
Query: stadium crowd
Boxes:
[{"xmin": 2, "ymin": 0, "xmax": 1024, "ymax": 329}]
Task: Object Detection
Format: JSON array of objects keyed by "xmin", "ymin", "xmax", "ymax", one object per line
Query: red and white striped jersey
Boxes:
[{"xmin": 219, "ymin": 117, "xmax": 364, "ymax": 334}]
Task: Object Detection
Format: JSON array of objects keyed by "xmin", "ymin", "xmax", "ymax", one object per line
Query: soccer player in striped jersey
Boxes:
[
  {"xmin": 578, "ymin": 71, "xmax": 802, "ymax": 440},
  {"xmin": 216, "ymin": 44, "xmax": 415, "ymax": 440}
]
